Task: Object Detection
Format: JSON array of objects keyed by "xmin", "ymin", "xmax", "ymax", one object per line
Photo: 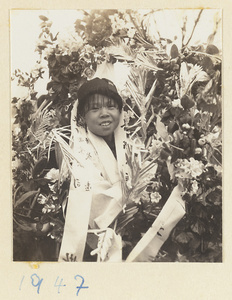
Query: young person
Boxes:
[
  {"xmin": 58, "ymin": 77, "xmax": 185, "ymax": 263},
  {"xmin": 58, "ymin": 78, "xmax": 127, "ymax": 262}
]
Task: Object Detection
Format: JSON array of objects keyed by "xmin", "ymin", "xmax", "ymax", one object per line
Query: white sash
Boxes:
[
  {"xmin": 125, "ymin": 184, "xmax": 185, "ymax": 262},
  {"xmin": 58, "ymin": 105, "xmax": 126, "ymax": 262},
  {"xmin": 58, "ymin": 189, "xmax": 92, "ymax": 262}
]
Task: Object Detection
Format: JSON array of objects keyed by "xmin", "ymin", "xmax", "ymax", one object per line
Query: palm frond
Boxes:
[
  {"xmin": 29, "ymin": 104, "xmax": 56, "ymax": 147},
  {"xmin": 128, "ymin": 11, "xmax": 158, "ymax": 50},
  {"xmin": 106, "ymin": 39, "xmax": 136, "ymax": 62},
  {"xmin": 135, "ymin": 51, "xmax": 163, "ymax": 72},
  {"xmin": 145, "ymin": 79, "xmax": 158, "ymax": 108},
  {"xmin": 126, "ymin": 67, "xmax": 147, "ymax": 110},
  {"xmin": 179, "ymin": 62, "xmax": 210, "ymax": 97},
  {"xmin": 134, "ymin": 33, "xmax": 157, "ymax": 49}
]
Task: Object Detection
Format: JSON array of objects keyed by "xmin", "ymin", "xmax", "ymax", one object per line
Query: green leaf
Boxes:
[
  {"xmin": 75, "ymin": 19, "xmax": 85, "ymax": 32},
  {"xmin": 34, "ymin": 178, "xmax": 50, "ymax": 186},
  {"xmin": 14, "ymin": 190, "xmax": 38, "ymax": 208},
  {"xmin": 32, "ymin": 157, "xmax": 48, "ymax": 178},
  {"xmin": 170, "ymin": 44, "xmax": 179, "ymax": 59},
  {"xmin": 207, "ymin": 34, "xmax": 215, "ymax": 45},
  {"xmin": 191, "ymin": 220, "xmax": 205, "ymax": 235},
  {"xmin": 156, "ymin": 116, "xmax": 169, "ymax": 142},
  {"xmin": 49, "ymin": 81, "xmax": 63, "ymax": 93},
  {"xmin": 201, "ymin": 56, "xmax": 214, "ymax": 72},
  {"xmin": 206, "ymin": 44, "xmax": 219, "ymax": 55},
  {"xmin": 22, "ymin": 179, "xmax": 38, "ymax": 192},
  {"xmin": 175, "ymin": 232, "xmax": 193, "ymax": 244},
  {"xmin": 43, "ymin": 40, "xmax": 53, "ymax": 45},
  {"xmin": 13, "ymin": 217, "xmax": 34, "ymax": 232},
  {"xmin": 55, "ymin": 142, "xmax": 64, "ymax": 170},
  {"xmin": 190, "ymin": 138, "xmax": 196, "ymax": 156},
  {"xmin": 206, "ymin": 190, "xmax": 222, "ymax": 206},
  {"xmin": 166, "ymin": 160, "xmax": 175, "ymax": 180},
  {"xmin": 181, "ymin": 95, "xmax": 195, "ymax": 109},
  {"xmin": 189, "ymin": 237, "xmax": 201, "ymax": 250},
  {"xmin": 192, "ymin": 203, "xmax": 208, "ymax": 219},
  {"xmin": 176, "ymin": 252, "xmax": 189, "ymax": 262},
  {"xmin": 39, "ymin": 15, "xmax": 49, "ymax": 22},
  {"xmin": 167, "ymin": 121, "xmax": 179, "ymax": 134}
]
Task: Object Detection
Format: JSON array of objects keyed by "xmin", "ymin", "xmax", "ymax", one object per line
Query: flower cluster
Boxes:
[
  {"xmin": 109, "ymin": 12, "xmax": 136, "ymax": 39},
  {"xmin": 55, "ymin": 32, "xmax": 84, "ymax": 56},
  {"xmin": 174, "ymin": 157, "xmax": 205, "ymax": 179}
]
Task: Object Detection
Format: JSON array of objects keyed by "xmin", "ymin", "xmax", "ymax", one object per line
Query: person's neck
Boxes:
[
  {"xmin": 103, "ymin": 134, "xmax": 117, "ymax": 158},
  {"xmin": 103, "ymin": 133, "xmax": 114, "ymax": 144}
]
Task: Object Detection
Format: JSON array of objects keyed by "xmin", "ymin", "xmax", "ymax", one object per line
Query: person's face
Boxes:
[{"xmin": 83, "ymin": 94, "xmax": 121, "ymax": 142}]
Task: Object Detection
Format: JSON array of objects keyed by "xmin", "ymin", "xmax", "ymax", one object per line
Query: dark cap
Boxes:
[{"xmin": 77, "ymin": 77, "xmax": 123, "ymax": 113}]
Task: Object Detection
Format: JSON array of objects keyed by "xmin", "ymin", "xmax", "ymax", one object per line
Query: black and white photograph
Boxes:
[{"xmin": 11, "ymin": 9, "xmax": 222, "ymax": 263}]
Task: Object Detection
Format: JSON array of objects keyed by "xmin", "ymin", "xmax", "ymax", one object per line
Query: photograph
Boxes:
[{"xmin": 11, "ymin": 9, "xmax": 222, "ymax": 263}]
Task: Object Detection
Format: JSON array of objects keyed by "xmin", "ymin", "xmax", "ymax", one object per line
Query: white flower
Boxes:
[
  {"xmin": 140, "ymin": 190, "xmax": 150, "ymax": 202},
  {"xmin": 213, "ymin": 164, "xmax": 222, "ymax": 176},
  {"xmin": 205, "ymin": 132, "xmax": 222, "ymax": 147},
  {"xmin": 48, "ymin": 182, "xmax": 58, "ymax": 194},
  {"xmin": 127, "ymin": 28, "xmax": 136, "ymax": 38},
  {"xmin": 150, "ymin": 192, "xmax": 162, "ymax": 203},
  {"xmin": 175, "ymin": 158, "xmax": 204, "ymax": 179},
  {"xmin": 44, "ymin": 168, "xmax": 60, "ymax": 182},
  {"xmin": 149, "ymin": 139, "xmax": 163, "ymax": 157},
  {"xmin": 151, "ymin": 181, "xmax": 160, "ymax": 190},
  {"xmin": 130, "ymin": 190, "xmax": 141, "ymax": 204},
  {"xmin": 190, "ymin": 180, "xmax": 199, "ymax": 196},
  {"xmin": 189, "ymin": 158, "xmax": 204, "ymax": 178},
  {"xmin": 55, "ymin": 32, "xmax": 83, "ymax": 55},
  {"xmin": 198, "ymin": 138, "xmax": 206, "ymax": 146},
  {"xmin": 182, "ymin": 123, "xmax": 191, "ymax": 130},
  {"xmin": 195, "ymin": 147, "xmax": 202, "ymax": 155},
  {"xmin": 51, "ymin": 194, "xmax": 58, "ymax": 202},
  {"xmin": 212, "ymin": 125, "xmax": 220, "ymax": 133},
  {"xmin": 42, "ymin": 207, "xmax": 49, "ymax": 214},
  {"xmin": 12, "ymin": 157, "xmax": 21, "ymax": 169},
  {"xmin": 37, "ymin": 194, "xmax": 48, "ymax": 205},
  {"xmin": 172, "ymin": 99, "xmax": 183, "ymax": 108},
  {"xmin": 43, "ymin": 46, "xmax": 55, "ymax": 58},
  {"xmin": 13, "ymin": 126, "xmax": 21, "ymax": 136},
  {"xmin": 42, "ymin": 203, "xmax": 56, "ymax": 214}
]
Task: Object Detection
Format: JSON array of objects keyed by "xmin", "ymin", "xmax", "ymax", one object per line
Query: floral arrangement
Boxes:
[{"xmin": 12, "ymin": 9, "xmax": 222, "ymax": 262}]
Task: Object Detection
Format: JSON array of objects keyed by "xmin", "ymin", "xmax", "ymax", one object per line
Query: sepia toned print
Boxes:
[{"xmin": 11, "ymin": 9, "xmax": 222, "ymax": 262}]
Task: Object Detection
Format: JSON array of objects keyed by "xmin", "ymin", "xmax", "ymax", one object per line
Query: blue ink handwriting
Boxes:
[
  {"xmin": 54, "ymin": 276, "xmax": 66, "ymax": 294},
  {"xmin": 74, "ymin": 275, "xmax": 89, "ymax": 296},
  {"xmin": 19, "ymin": 273, "xmax": 89, "ymax": 296},
  {"xmin": 30, "ymin": 273, "xmax": 43, "ymax": 294}
]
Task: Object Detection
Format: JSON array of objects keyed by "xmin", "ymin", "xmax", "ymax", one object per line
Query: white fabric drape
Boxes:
[
  {"xmin": 58, "ymin": 102, "xmax": 126, "ymax": 262},
  {"xmin": 126, "ymin": 184, "xmax": 185, "ymax": 262}
]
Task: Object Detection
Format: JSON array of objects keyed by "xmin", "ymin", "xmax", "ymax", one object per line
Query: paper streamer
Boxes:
[{"xmin": 126, "ymin": 185, "xmax": 185, "ymax": 262}]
